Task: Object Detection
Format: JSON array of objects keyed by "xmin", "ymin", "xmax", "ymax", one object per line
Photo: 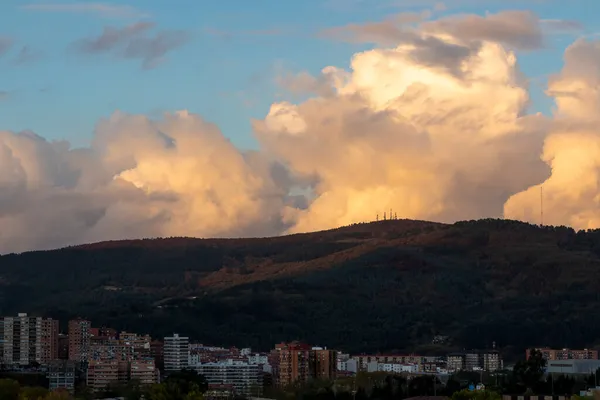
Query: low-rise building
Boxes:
[
  {"xmin": 48, "ymin": 360, "xmax": 76, "ymax": 392},
  {"xmin": 377, "ymin": 363, "xmax": 418, "ymax": 373},
  {"xmin": 87, "ymin": 359, "xmax": 122, "ymax": 391},
  {"xmin": 446, "ymin": 350, "xmax": 502, "ymax": 372},
  {"xmin": 352, "ymin": 354, "xmax": 435, "ymax": 372},
  {"xmin": 337, "ymin": 359, "xmax": 358, "ymax": 373},
  {"xmin": 546, "ymin": 359, "xmax": 600, "ymax": 375},
  {"xmin": 247, "ymin": 353, "xmax": 269, "ymax": 365},
  {"xmin": 528, "ymin": 348, "xmax": 599, "ymax": 361},
  {"xmin": 130, "ymin": 359, "xmax": 159, "ymax": 385}
]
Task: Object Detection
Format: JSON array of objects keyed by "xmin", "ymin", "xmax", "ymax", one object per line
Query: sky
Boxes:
[
  {"xmin": 2, "ymin": 0, "xmax": 600, "ymax": 252},
  {"xmin": 0, "ymin": 0, "xmax": 596, "ymax": 148}
]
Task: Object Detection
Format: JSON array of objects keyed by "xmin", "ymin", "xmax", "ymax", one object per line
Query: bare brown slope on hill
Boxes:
[{"xmin": 198, "ymin": 219, "xmax": 445, "ymax": 288}]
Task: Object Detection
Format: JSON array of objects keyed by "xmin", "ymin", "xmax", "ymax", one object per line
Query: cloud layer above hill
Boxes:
[{"xmin": 0, "ymin": 10, "xmax": 597, "ymax": 252}]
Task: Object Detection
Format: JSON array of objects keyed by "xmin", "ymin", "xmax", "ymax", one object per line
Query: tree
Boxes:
[
  {"xmin": 0, "ymin": 379, "xmax": 21, "ymax": 400},
  {"xmin": 452, "ymin": 389, "xmax": 501, "ymax": 400},
  {"xmin": 145, "ymin": 383, "xmax": 174, "ymax": 400},
  {"xmin": 512, "ymin": 348, "xmax": 547, "ymax": 392},
  {"xmin": 42, "ymin": 390, "xmax": 71, "ymax": 400},
  {"xmin": 164, "ymin": 369, "xmax": 208, "ymax": 394},
  {"xmin": 144, "ymin": 379, "xmax": 207, "ymax": 400},
  {"xmin": 19, "ymin": 387, "xmax": 48, "ymax": 400},
  {"xmin": 184, "ymin": 391, "xmax": 204, "ymax": 400}
]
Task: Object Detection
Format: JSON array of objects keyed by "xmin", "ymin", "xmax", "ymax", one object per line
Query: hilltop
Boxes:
[{"xmin": 1, "ymin": 218, "xmax": 600, "ymax": 355}]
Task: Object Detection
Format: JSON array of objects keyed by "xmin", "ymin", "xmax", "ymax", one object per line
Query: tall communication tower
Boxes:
[{"xmin": 540, "ymin": 186, "xmax": 544, "ymax": 226}]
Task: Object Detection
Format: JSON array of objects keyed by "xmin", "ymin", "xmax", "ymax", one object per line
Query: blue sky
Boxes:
[{"xmin": 0, "ymin": 0, "xmax": 596, "ymax": 149}]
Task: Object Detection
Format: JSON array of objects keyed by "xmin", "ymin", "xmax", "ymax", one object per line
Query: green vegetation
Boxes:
[
  {"xmin": 2, "ymin": 219, "xmax": 600, "ymax": 353},
  {"xmin": 0, "ymin": 379, "xmax": 66, "ymax": 400},
  {"xmin": 3, "ymin": 360, "xmax": 600, "ymax": 400}
]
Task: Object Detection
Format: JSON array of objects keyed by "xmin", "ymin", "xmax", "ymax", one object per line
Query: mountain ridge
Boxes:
[{"xmin": 1, "ymin": 218, "xmax": 599, "ymax": 355}]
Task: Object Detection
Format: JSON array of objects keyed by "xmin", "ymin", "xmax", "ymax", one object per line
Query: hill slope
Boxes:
[{"xmin": 1, "ymin": 218, "xmax": 600, "ymax": 354}]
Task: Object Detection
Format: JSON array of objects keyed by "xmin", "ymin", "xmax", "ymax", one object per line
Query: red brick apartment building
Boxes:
[
  {"xmin": 68, "ymin": 319, "xmax": 91, "ymax": 363},
  {"xmin": 276, "ymin": 342, "xmax": 311, "ymax": 386},
  {"xmin": 274, "ymin": 342, "xmax": 337, "ymax": 387},
  {"xmin": 310, "ymin": 348, "xmax": 337, "ymax": 380},
  {"xmin": 526, "ymin": 348, "xmax": 599, "ymax": 360}
]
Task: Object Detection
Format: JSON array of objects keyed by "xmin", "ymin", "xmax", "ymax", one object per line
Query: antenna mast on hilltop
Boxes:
[
  {"xmin": 540, "ymin": 186, "xmax": 544, "ymax": 226},
  {"xmin": 376, "ymin": 213, "xmax": 379, "ymax": 222},
  {"xmin": 384, "ymin": 212, "xmax": 387, "ymax": 221}
]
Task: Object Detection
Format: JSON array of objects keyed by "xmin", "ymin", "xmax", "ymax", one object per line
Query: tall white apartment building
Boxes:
[
  {"xmin": 0, "ymin": 313, "xmax": 58, "ymax": 366},
  {"xmin": 164, "ymin": 333, "xmax": 189, "ymax": 373}
]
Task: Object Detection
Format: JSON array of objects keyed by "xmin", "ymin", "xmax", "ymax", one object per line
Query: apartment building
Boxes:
[
  {"xmin": 130, "ymin": 359, "xmax": 159, "ymax": 385},
  {"xmin": 194, "ymin": 359, "xmax": 262, "ymax": 396},
  {"xmin": 164, "ymin": 333, "xmax": 189, "ymax": 373},
  {"xmin": 0, "ymin": 313, "xmax": 58, "ymax": 366},
  {"xmin": 247, "ymin": 353, "xmax": 269, "ymax": 365},
  {"xmin": 377, "ymin": 363, "xmax": 418, "ymax": 373},
  {"xmin": 89, "ymin": 332, "xmax": 152, "ymax": 362},
  {"xmin": 353, "ymin": 354, "xmax": 437, "ymax": 371},
  {"xmin": 447, "ymin": 350, "xmax": 503, "ymax": 372},
  {"xmin": 310, "ymin": 348, "xmax": 337, "ymax": 380},
  {"xmin": 527, "ymin": 348, "xmax": 599, "ymax": 361},
  {"xmin": 483, "ymin": 351, "xmax": 503, "ymax": 371},
  {"xmin": 48, "ymin": 360, "xmax": 76, "ymax": 392},
  {"xmin": 58, "ymin": 334, "xmax": 69, "ymax": 360},
  {"xmin": 120, "ymin": 332, "xmax": 151, "ymax": 352},
  {"xmin": 447, "ymin": 354, "xmax": 465, "ymax": 372},
  {"xmin": 87, "ymin": 359, "xmax": 122, "ymax": 391},
  {"xmin": 276, "ymin": 342, "xmax": 311, "ymax": 386},
  {"xmin": 68, "ymin": 319, "xmax": 91, "ymax": 363},
  {"xmin": 90, "ymin": 327, "xmax": 117, "ymax": 339},
  {"xmin": 337, "ymin": 358, "xmax": 358, "ymax": 373}
]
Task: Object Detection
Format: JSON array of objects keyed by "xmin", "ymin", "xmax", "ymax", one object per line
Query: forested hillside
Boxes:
[{"xmin": 1, "ymin": 219, "xmax": 599, "ymax": 355}]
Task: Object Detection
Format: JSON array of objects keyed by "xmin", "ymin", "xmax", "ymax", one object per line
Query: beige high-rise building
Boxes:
[{"xmin": 0, "ymin": 313, "xmax": 58, "ymax": 366}]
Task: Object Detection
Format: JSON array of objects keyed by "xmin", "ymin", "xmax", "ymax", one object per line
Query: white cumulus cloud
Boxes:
[{"xmin": 2, "ymin": 10, "xmax": 600, "ymax": 252}]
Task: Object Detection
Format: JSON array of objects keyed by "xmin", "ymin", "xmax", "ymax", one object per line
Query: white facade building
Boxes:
[
  {"xmin": 164, "ymin": 334, "xmax": 189, "ymax": 373},
  {"xmin": 241, "ymin": 348, "xmax": 252, "ymax": 356},
  {"xmin": 337, "ymin": 359, "xmax": 358, "ymax": 373},
  {"xmin": 247, "ymin": 354, "xmax": 268, "ymax": 365},
  {"xmin": 0, "ymin": 313, "xmax": 57, "ymax": 366},
  {"xmin": 546, "ymin": 359, "xmax": 600, "ymax": 375},
  {"xmin": 377, "ymin": 363, "xmax": 419, "ymax": 373},
  {"xmin": 194, "ymin": 359, "xmax": 262, "ymax": 396}
]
